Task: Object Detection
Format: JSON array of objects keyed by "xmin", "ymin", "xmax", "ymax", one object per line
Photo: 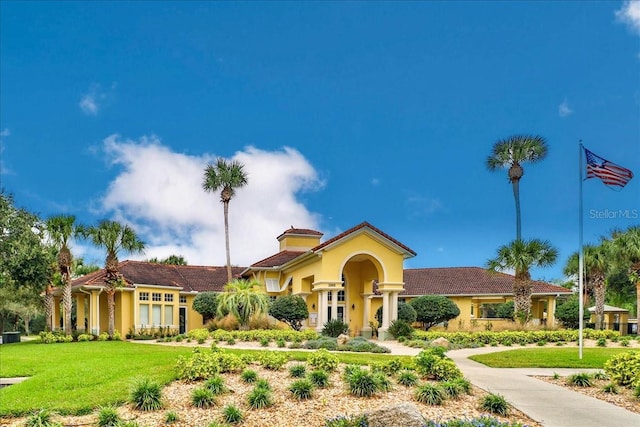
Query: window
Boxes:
[
  {"xmin": 164, "ymin": 293, "xmax": 173, "ymax": 302},
  {"xmin": 139, "ymin": 304, "xmax": 149, "ymax": 325},
  {"xmin": 265, "ymin": 278, "xmax": 280, "ymax": 292},
  {"xmin": 179, "ymin": 296, "xmax": 187, "ymax": 304},
  {"xmin": 164, "ymin": 306, "xmax": 174, "ymax": 326},
  {"xmin": 152, "ymin": 305, "xmax": 162, "ymax": 325},
  {"xmin": 479, "ymin": 304, "xmax": 500, "ymax": 319},
  {"xmin": 139, "ymin": 292, "xmax": 149, "ymax": 301},
  {"xmin": 328, "ymin": 290, "xmax": 345, "ymax": 302},
  {"xmin": 152, "ymin": 293, "xmax": 162, "ymax": 302}
]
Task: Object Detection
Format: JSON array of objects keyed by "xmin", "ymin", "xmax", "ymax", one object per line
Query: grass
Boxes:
[{"xmin": 469, "ymin": 347, "xmax": 632, "ymax": 369}]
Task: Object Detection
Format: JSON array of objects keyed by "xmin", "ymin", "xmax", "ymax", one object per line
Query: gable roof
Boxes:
[
  {"xmin": 277, "ymin": 227, "xmax": 323, "ymax": 240},
  {"xmin": 403, "ymin": 267, "xmax": 572, "ymax": 297},
  {"xmin": 312, "ymin": 221, "xmax": 416, "ymax": 257},
  {"xmin": 250, "ymin": 250, "xmax": 307, "ymax": 268},
  {"xmin": 70, "ymin": 260, "xmax": 245, "ymax": 293}
]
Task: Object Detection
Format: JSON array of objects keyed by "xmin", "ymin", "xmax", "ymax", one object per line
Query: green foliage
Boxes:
[
  {"xmin": 268, "ymin": 294, "xmax": 309, "ymax": 331},
  {"xmin": 373, "ymin": 372, "xmax": 393, "ymax": 392},
  {"xmin": 375, "ymin": 301, "xmax": 418, "ymax": 325},
  {"xmin": 192, "ymin": 292, "xmax": 219, "ymax": 322},
  {"xmin": 388, "ymin": 319, "xmax": 414, "ymax": 339},
  {"xmin": 240, "ymin": 369, "xmax": 257, "ymax": 383},
  {"xmin": 451, "ymin": 377, "xmax": 473, "ymax": 395},
  {"xmin": 288, "ymin": 363, "xmax": 307, "ymax": 378},
  {"xmin": 222, "ymin": 404, "xmax": 243, "ymax": 424},
  {"xmin": 414, "ymin": 348, "xmax": 445, "ymax": 377},
  {"xmin": 289, "ymin": 378, "xmax": 314, "ymax": 400},
  {"xmin": 204, "ymin": 375, "xmax": 227, "ymax": 395},
  {"xmin": 175, "ymin": 348, "xmax": 245, "ymax": 380},
  {"xmin": 322, "ymin": 319, "xmax": 349, "ymax": 337},
  {"xmin": 555, "ymin": 296, "xmax": 590, "ymax": 329},
  {"xmin": 409, "ymin": 295, "xmax": 461, "ymax": 330},
  {"xmin": 258, "ymin": 351, "xmax": 288, "ymax": 370},
  {"xmin": 414, "ymin": 383, "xmax": 446, "ymax": 405},
  {"xmin": 397, "ymin": 370, "xmax": 419, "ymax": 387},
  {"xmin": 345, "ymin": 367, "xmax": 379, "ymax": 397},
  {"xmin": 247, "ymin": 385, "xmax": 273, "ymax": 408},
  {"xmin": 479, "ymin": 393, "xmax": 509, "ymax": 415},
  {"xmin": 186, "ymin": 328, "xmax": 210, "ymax": 342},
  {"xmin": 191, "ymin": 387, "xmax": 216, "ymax": 408},
  {"xmin": 38, "ymin": 331, "xmax": 73, "ymax": 344},
  {"xmin": 440, "ymin": 380, "xmax": 464, "ymax": 398},
  {"xmin": 216, "ymin": 279, "xmax": 270, "ymax": 328},
  {"xmin": 495, "ymin": 301, "xmax": 515, "ymax": 319},
  {"xmin": 596, "ymin": 337, "xmax": 607, "ymax": 347},
  {"xmin": 24, "ymin": 409, "xmax": 63, "ymax": 427},
  {"xmin": 602, "ymin": 382, "xmax": 619, "ymax": 394},
  {"xmin": 424, "ymin": 417, "xmax": 528, "ymax": 427},
  {"xmin": 164, "ymin": 411, "xmax": 178, "ymax": 424},
  {"xmin": 97, "ymin": 406, "xmax": 121, "ymax": 427},
  {"xmin": 307, "ymin": 348, "xmax": 339, "ymax": 372},
  {"xmin": 255, "ymin": 378, "xmax": 272, "ymax": 391},
  {"xmin": 325, "ymin": 415, "xmax": 369, "ymax": 427},
  {"xmin": 431, "ymin": 358, "xmax": 462, "ymax": 381},
  {"xmin": 130, "ymin": 377, "xmax": 163, "ymax": 411},
  {"xmin": 308, "ymin": 369, "xmax": 330, "ymax": 388},
  {"xmin": 604, "ymin": 351, "xmax": 640, "ymax": 388},
  {"xmin": 567, "ymin": 372, "xmax": 593, "ymax": 387}
]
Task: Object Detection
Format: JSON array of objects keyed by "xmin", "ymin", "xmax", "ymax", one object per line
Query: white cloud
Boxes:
[
  {"xmin": 558, "ymin": 99, "xmax": 573, "ymax": 117},
  {"xmin": 616, "ymin": 1, "xmax": 640, "ymax": 35},
  {"xmin": 79, "ymin": 83, "xmax": 116, "ymax": 116},
  {"xmin": 0, "ymin": 128, "xmax": 10, "ymax": 175},
  {"xmin": 98, "ymin": 135, "xmax": 325, "ymax": 266}
]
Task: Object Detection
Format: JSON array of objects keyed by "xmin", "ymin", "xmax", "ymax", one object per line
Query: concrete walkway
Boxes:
[{"xmin": 446, "ymin": 346, "xmax": 640, "ymax": 427}]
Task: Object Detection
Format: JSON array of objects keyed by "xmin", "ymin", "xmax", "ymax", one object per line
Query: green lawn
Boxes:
[
  {"xmin": 469, "ymin": 347, "xmax": 634, "ymax": 369},
  {"xmin": 0, "ymin": 340, "xmax": 412, "ymax": 417}
]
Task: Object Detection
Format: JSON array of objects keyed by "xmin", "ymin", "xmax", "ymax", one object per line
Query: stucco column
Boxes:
[
  {"xmin": 547, "ymin": 297, "xmax": 556, "ymax": 327},
  {"xmin": 53, "ymin": 298, "xmax": 61, "ymax": 331},
  {"xmin": 331, "ymin": 290, "xmax": 338, "ymax": 321},
  {"xmin": 360, "ymin": 293, "xmax": 373, "ymax": 338},
  {"xmin": 76, "ymin": 295, "xmax": 86, "ymax": 332},
  {"xmin": 381, "ymin": 291, "xmax": 390, "ymax": 330},
  {"xmin": 390, "ymin": 292, "xmax": 399, "ymax": 322},
  {"xmin": 90, "ymin": 290, "xmax": 101, "ymax": 335},
  {"xmin": 317, "ymin": 290, "xmax": 328, "ymax": 330}
]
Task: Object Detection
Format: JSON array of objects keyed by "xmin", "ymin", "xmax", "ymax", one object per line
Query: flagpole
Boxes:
[{"xmin": 578, "ymin": 142, "xmax": 584, "ymax": 360}]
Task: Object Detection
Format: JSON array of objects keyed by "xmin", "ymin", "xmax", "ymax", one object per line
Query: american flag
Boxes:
[{"xmin": 584, "ymin": 148, "xmax": 633, "ymax": 188}]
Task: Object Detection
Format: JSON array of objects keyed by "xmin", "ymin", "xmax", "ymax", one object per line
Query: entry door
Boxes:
[
  {"xmin": 327, "ymin": 305, "xmax": 345, "ymax": 322},
  {"xmin": 179, "ymin": 307, "xmax": 187, "ymax": 334}
]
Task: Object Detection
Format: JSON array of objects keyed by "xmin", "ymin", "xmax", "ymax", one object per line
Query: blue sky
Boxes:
[{"xmin": 1, "ymin": 1, "xmax": 639, "ymax": 282}]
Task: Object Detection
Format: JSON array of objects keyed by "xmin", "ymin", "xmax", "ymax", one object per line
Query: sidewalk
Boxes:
[{"xmin": 446, "ymin": 346, "xmax": 640, "ymax": 427}]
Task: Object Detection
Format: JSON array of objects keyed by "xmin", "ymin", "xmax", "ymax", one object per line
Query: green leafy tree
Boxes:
[
  {"xmin": 0, "ymin": 192, "xmax": 53, "ymax": 333},
  {"xmin": 146, "ymin": 255, "xmax": 188, "ymax": 265},
  {"xmin": 611, "ymin": 226, "xmax": 640, "ymax": 317},
  {"xmin": 202, "ymin": 158, "xmax": 248, "ymax": 283},
  {"xmin": 409, "ymin": 295, "xmax": 460, "ymax": 330},
  {"xmin": 81, "ymin": 220, "xmax": 145, "ymax": 338},
  {"xmin": 216, "ymin": 279, "xmax": 269, "ymax": 329},
  {"xmin": 486, "ymin": 135, "xmax": 548, "ymax": 241},
  {"xmin": 46, "ymin": 215, "xmax": 81, "ymax": 335},
  {"xmin": 555, "ymin": 295, "xmax": 589, "ymax": 329},
  {"xmin": 487, "ymin": 238, "xmax": 558, "ymax": 322},
  {"xmin": 192, "ymin": 292, "xmax": 219, "ymax": 323},
  {"xmin": 495, "ymin": 301, "xmax": 515, "ymax": 319},
  {"xmin": 268, "ymin": 295, "xmax": 309, "ymax": 331}
]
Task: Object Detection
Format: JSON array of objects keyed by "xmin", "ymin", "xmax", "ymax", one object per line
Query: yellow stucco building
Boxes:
[{"xmin": 59, "ymin": 222, "xmax": 571, "ymax": 339}]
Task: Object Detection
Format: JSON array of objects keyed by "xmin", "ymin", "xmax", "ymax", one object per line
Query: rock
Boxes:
[
  {"xmin": 366, "ymin": 403, "xmax": 425, "ymax": 427},
  {"xmin": 336, "ymin": 334, "xmax": 349, "ymax": 345},
  {"xmin": 431, "ymin": 337, "xmax": 450, "ymax": 348}
]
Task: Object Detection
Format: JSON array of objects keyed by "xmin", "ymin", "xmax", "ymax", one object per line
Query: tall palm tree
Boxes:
[
  {"xmin": 487, "ymin": 238, "xmax": 558, "ymax": 322},
  {"xmin": 564, "ymin": 244, "xmax": 609, "ymax": 329},
  {"xmin": 216, "ymin": 278, "xmax": 269, "ymax": 329},
  {"xmin": 612, "ymin": 226, "xmax": 640, "ymax": 318},
  {"xmin": 81, "ymin": 220, "xmax": 144, "ymax": 338},
  {"xmin": 202, "ymin": 158, "xmax": 248, "ymax": 283},
  {"xmin": 486, "ymin": 135, "xmax": 548, "ymax": 241},
  {"xmin": 46, "ymin": 215, "xmax": 80, "ymax": 335}
]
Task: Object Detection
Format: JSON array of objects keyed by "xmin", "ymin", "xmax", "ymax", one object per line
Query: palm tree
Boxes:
[
  {"xmin": 202, "ymin": 158, "xmax": 248, "ymax": 283},
  {"xmin": 46, "ymin": 215, "xmax": 80, "ymax": 335},
  {"xmin": 486, "ymin": 135, "xmax": 548, "ymax": 241},
  {"xmin": 612, "ymin": 226, "xmax": 640, "ymax": 318},
  {"xmin": 564, "ymin": 244, "xmax": 609, "ymax": 329},
  {"xmin": 216, "ymin": 278, "xmax": 269, "ymax": 329},
  {"xmin": 81, "ymin": 220, "xmax": 145, "ymax": 338},
  {"xmin": 487, "ymin": 238, "xmax": 558, "ymax": 322}
]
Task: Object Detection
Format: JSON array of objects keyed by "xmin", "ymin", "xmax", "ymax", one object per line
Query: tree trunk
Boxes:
[
  {"xmin": 107, "ymin": 286, "xmax": 116, "ymax": 339},
  {"xmin": 62, "ymin": 273, "xmax": 72, "ymax": 335},
  {"xmin": 44, "ymin": 285, "xmax": 54, "ymax": 332},
  {"xmin": 593, "ymin": 276, "xmax": 605, "ymax": 330},
  {"xmin": 511, "ymin": 178, "xmax": 522, "ymax": 242},
  {"xmin": 223, "ymin": 200, "xmax": 232, "ymax": 283},
  {"xmin": 513, "ymin": 278, "xmax": 532, "ymax": 323}
]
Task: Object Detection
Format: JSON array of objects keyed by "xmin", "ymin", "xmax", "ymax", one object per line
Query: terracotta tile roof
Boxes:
[
  {"xmin": 71, "ymin": 260, "xmax": 245, "ymax": 293},
  {"xmin": 277, "ymin": 227, "xmax": 323, "ymax": 240},
  {"xmin": 250, "ymin": 250, "xmax": 307, "ymax": 268},
  {"xmin": 402, "ymin": 267, "xmax": 572, "ymax": 296},
  {"xmin": 312, "ymin": 221, "xmax": 416, "ymax": 256}
]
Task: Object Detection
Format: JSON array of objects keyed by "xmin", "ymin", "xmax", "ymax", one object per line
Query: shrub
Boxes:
[
  {"xmin": 77, "ymin": 333, "xmax": 94, "ymax": 342},
  {"xmin": 25, "ymin": 409, "xmax": 63, "ymax": 427},
  {"xmin": 409, "ymin": 295, "xmax": 460, "ymax": 330},
  {"xmin": 222, "ymin": 404, "xmax": 243, "ymax": 424},
  {"xmin": 204, "ymin": 375, "xmax": 227, "ymax": 395},
  {"xmin": 440, "ymin": 380, "xmax": 464, "ymax": 398},
  {"xmin": 345, "ymin": 367, "xmax": 379, "ymax": 397},
  {"xmin": 255, "ymin": 378, "xmax": 272, "ymax": 391},
  {"xmin": 397, "ymin": 370, "xmax": 419, "ymax": 387},
  {"xmin": 596, "ymin": 337, "xmax": 607, "ymax": 347},
  {"xmin": 191, "ymin": 387, "xmax": 216, "ymax": 408},
  {"xmin": 415, "ymin": 383, "xmax": 446, "ymax": 405},
  {"xmin": 604, "ymin": 351, "xmax": 640, "ymax": 388},
  {"xmin": 241, "ymin": 369, "xmax": 258, "ymax": 383},
  {"xmin": 258, "ymin": 351, "xmax": 288, "ymax": 370},
  {"xmin": 130, "ymin": 378, "xmax": 163, "ymax": 411},
  {"xmin": 451, "ymin": 377, "xmax": 473, "ymax": 395},
  {"xmin": 193, "ymin": 292, "xmax": 219, "ymax": 323},
  {"xmin": 373, "ymin": 372, "xmax": 393, "ymax": 392},
  {"xmin": 277, "ymin": 337, "xmax": 286, "ymax": 347},
  {"xmin": 325, "ymin": 415, "xmax": 369, "ymax": 427},
  {"xmin": 269, "ymin": 294, "xmax": 309, "ymax": 331},
  {"xmin": 431, "ymin": 358, "xmax": 463, "ymax": 381},
  {"xmin": 602, "ymin": 383, "xmax": 619, "ymax": 394},
  {"xmin": 479, "ymin": 393, "xmax": 509, "ymax": 416},
  {"xmin": 187, "ymin": 328, "xmax": 210, "ymax": 342},
  {"xmin": 97, "ymin": 406, "xmax": 121, "ymax": 427},
  {"xmin": 376, "ymin": 301, "xmax": 418, "ymax": 324},
  {"xmin": 555, "ymin": 296, "xmax": 589, "ymax": 329},
  {"xmin": 248, "ymin": 386, "xmax": 273, "ymax": 408},
  {"xmin": 304, "ymin": 336, "xmax": 339, "ymax": 351},
  {"xmin": 308, "ymin": 348, "xmax": 339, "ymax": 372},
  {"xmin": 567, "ymin": 372, "xmax": 593, "ymax": 387},
  {"xmin": 260, "ymin": 337, "xmax": 270, "ymax": 347},
  {"xmin": 165, "ymin": 411, "xmax": 178, "ymax": 424},
  {"xmin": 322, "ymin": 319, "xmax": 349, "ymax": 337},
  {"xmin": 290, "ymin": 378, "xmax": 314, "ymax": 400},
  {"xmin": 175, "ymin": 349, "xmax": 220, "ymax": 381},
  {"xmin": 308, "ymin": 369, "xmax": 330, "ymax": 388},
  {"xmin": 414, "ymin": 349, "xmax": 444, "ymax": 377},
  {"xmin": 388, "ymin": 319, "xmax": 414, "ymax": 339},
  {"xmin": 289, "ymin": 363, "xmax": 307, "ymax": 378}
]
